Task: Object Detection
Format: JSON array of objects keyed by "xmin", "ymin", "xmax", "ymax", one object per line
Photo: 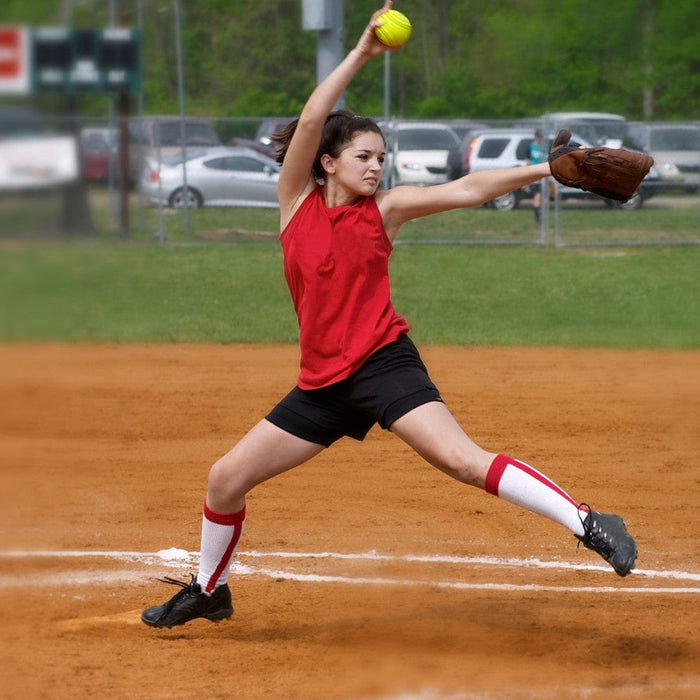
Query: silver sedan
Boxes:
[{"xmin": 141, "ymin": 146, "xmax": 280, "ymax": 208}]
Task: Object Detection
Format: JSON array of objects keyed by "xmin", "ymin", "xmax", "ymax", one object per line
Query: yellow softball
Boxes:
[{"xmin": 374, "ymin": 9, "xmax": 412, "ymax": 48}]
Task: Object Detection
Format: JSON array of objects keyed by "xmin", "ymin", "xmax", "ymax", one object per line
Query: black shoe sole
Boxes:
[{"xmin": 141, "ymin": 606, "xmax": 233, "ymax": 629}]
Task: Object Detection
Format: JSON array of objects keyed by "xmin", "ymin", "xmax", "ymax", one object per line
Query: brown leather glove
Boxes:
[{"xmin": 548, "ymin": 128, "xmax": 654, "ymax": 202}]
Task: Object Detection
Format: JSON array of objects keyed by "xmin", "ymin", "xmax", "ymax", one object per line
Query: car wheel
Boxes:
[
  {"xmin": 169, "ymin": 187, "xmax": 203, "ymax": 208},
  {"xmin": 491, "ymin": 191, "xmax": 519, "ymax": 211}
]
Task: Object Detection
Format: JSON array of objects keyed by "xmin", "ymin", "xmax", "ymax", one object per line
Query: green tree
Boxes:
[{"xmin": 1, "ymin": 0, "xmax": 697, "ymax": 121}]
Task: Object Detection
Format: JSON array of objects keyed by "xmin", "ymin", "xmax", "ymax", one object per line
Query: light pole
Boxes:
[{"xmin": 302, "ymin": 0, "xmax": 345, "ymax": 108}]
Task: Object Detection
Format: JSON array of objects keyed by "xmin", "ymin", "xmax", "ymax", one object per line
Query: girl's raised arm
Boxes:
[{"xmin": 277, "ymin": 2, "xmax": 393, "ymax": 225}]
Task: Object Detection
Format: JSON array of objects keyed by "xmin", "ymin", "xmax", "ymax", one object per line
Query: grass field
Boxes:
[
  {"xmin": 1, "ymin": 235, "xmax": 698, "ymax": 348},
  {"xmin": 1, "ymin": 187, "xmax": 698, "ymax": 346}
]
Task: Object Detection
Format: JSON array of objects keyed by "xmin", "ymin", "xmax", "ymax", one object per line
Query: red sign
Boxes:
[{"xmin": 0, "ymin": 26, "xmax": 29, "ymax": 94}]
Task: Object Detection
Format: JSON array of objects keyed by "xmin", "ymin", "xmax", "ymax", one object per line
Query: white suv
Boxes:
[
  {"xmin": 382, "ymin": 121, "xmax": 460, "ymax": 187},
  {"xmin": 463, "ymin": 127, "xmax": 657, "ymax": 210},
  {"xmin": 462, "ymin": 128, "xmax": 538, "ymax": 210},
  {"xmin": 0, "ymin": 106, "xmax": 78, "ymax": 191}
]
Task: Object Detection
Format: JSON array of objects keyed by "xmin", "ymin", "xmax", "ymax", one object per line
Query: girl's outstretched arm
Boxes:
[
  {"xmin": 277, "ymin": 2, "xmax": 393, "ymax": 224},
  {"xmin": 378, "ymin": 162, "xmax": 552, "ymax": 241}
]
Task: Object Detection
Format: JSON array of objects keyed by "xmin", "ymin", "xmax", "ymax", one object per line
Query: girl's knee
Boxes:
[{"xmin": 207, "ymin": 453, "xmax": 247, "ymax": 505}]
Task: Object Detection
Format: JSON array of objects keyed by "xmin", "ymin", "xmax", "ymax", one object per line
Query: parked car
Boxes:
[
  {"xmin": 141, "ymin": 146, "xmax": 280, "ymax": 208},
  {"xmin": 446, "ymin": 122, "xmax": 492, "ymax": 180},
  {"xmin": 129, "ymin": 116, "xmax": 223, "ymax": 182},
  {"xmin": 626, "ymin": 122, "xmax": 700, "ymax": 191},
  {"xmin": 232, "ymin": 117, "xmax": 295, "ymax": 159},
  {"xmin": 460, "ymin": 128, "xmax": 537, "ymax": 210},
  {"xmin": 539, "ymin": 112, "xmax": 628, "ymax": 148},
  {"xmin": 0, "ymin": 106, "xmax": 78, "ymax": 191},
  {"xmin": 463, "ymin": 127, "xmax": 657, "ymax": 211},
  {"xmin": 381, "ymin": 121, "xmax": 460, "ymax": 186},
  {"xmin": 80, "ymin": 127, "xmax": 119, "ymax": 182}
]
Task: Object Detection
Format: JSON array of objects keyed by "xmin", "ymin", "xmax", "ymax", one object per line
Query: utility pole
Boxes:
[{"xmin": 302, "ymin": 0, "xmax": 345, "ymax": 108}]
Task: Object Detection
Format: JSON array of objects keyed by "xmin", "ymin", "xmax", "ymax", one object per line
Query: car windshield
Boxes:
[
  {"xmin": 82, "ymin": 130, "xmax": 116, "ymax": 149},
  {"xmin": 397, "ymin": 128, "xmax": 458, "ymax": 150},
  {"xmin": 0, "ymin": 108, "xmax": 52, "ymax": 137},
  {"xmin": 650, "ymin": 128, "xmax": 700, "ymax": 151},
  {"xmin": 155, "ymin": 122, "xmax": 222, "ymax": 147},
  {"xmin": 566, "ymin": 120, "xmax": 627, "ymax": 144}
]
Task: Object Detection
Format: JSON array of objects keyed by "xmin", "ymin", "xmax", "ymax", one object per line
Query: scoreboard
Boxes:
[
  {"xmin": 32, "ymin": 27, "xmax": 140, "ymax": 93},
  {"xmin": 0, "ymin": 26, "xmax": 141, "ymax": 95}
]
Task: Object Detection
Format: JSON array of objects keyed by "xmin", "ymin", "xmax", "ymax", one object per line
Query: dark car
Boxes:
[
  {"xmin": 446, "ymin": 122, "xmax": 491, "ymax": 180},
  {"xmin": 80, "ymin": 127, "xmax": 119, "ymax": 182},
  {"xmin": 232, "ymin": 117, "xmax": 295, "ymax": 159}
]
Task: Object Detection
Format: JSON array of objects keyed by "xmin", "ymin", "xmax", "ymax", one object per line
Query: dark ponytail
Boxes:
[{"xmin": 272, "ymin": 109, "xmax": 385, "ymax": 180}]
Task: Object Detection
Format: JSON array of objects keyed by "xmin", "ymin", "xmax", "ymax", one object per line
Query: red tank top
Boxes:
[{"xmin": 280, "ymin": 186, "xmax": 410, "ymax": 389}]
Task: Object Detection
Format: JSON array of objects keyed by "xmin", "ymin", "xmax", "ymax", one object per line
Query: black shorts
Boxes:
[{"xmin": 266, "ymin": 334, "xmax": 442, "ymax": 447}]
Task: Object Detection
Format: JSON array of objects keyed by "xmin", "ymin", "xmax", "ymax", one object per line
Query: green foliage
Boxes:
[{"xmin": 1, "ymin": 0, "xmax": 698, "ymax": 119}]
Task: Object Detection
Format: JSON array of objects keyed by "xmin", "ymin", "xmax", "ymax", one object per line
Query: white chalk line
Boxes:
[
  {"xmin": 351, "ymin": 676, "xmax": 700, "ymax": 700},
  {"xmin": 350, "ymin": 679, "xmax": 700, "ymax": 700},
  {"xmin": 241, "ymin": 550, "xmax": 700, "ymax": 582},
  {"xmin": 1, "ymin": 548, "xmax": 699, "ymax": 593}
]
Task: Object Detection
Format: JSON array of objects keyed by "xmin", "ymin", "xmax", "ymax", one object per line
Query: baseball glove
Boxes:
[{"xmin": 548, "ymin": 129, "xmax": 654, "ymax": 202}]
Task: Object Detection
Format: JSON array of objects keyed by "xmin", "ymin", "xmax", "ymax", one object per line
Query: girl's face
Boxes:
[{"xmin": 324, "ymin": 131, "xmax": 386, "ymax": 195}]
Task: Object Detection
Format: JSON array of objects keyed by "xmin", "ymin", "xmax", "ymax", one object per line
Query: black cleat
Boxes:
[
  {"xmin": 141, "ymin": 575, "xmax": 233, "ymax": 628},
  {"xmin": 575, "ymin": 505, "xmax": 637, "ymax": 577}
]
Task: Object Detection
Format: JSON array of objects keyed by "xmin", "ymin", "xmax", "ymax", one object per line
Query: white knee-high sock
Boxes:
[
  {"xmin": 197, "ymin": 502, "xmax": 245, "ymax": 593},
  {"xmin": 485, "ymin": 454, "xmax": 586, "ymax": 537}
]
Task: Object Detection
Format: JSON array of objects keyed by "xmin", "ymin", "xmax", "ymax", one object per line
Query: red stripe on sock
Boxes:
[
  {"xmin": 206, "ymin": 523, "xmax": 242, "ymax": 593},
  {"xmin": 203, "ymin": 501, "xmax": 246, "ymax": 527},
  {"xmin": 497, "ymin": 455, "xmax": 580, "ymax": 508},
  {"xmin": 202, "ymin": 503, "xmax": 246, "ymax": 594},
  {"xmin": 485, "ymin": 454, "xmax": 509, "ymax": 495}
]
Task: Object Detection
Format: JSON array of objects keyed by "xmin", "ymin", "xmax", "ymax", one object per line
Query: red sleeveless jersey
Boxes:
[{"xmin": 280, "ymin": 186, "xmax": 410, "ymax": 389}]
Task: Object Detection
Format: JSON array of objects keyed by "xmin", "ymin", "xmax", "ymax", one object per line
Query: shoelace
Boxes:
[
  {"xmin": 575, "ymin": 503, "xmax": 592, "ymax": 552},
  {"xmin": 158, "ymin": 574, "xmax": 200, "ymax": 612},
  {"xmin": 577, "ymin": 504, "xmax": 616, "ymax": 558}
]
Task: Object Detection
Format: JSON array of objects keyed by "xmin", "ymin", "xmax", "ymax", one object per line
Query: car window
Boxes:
[
  {"xmin": 563, "ymin": 123, "xmax": 599, "ymax": 144},
  {"xmin": 515, "ymin": 138, "xmax": 533, "ymax": 161},
  {"xmin": 128, "ymin": 121, "xmax": 149, "ymax": 144},
  {"xmin": 553, "ymin": 119, "xmax": 628, "ymax": 145},
  {"xmin": 477, "ymin": 138, "xmax": 509, "ymax": 158},
  {"xmin": 202, "ymin": 157, "xmax": 229, "ymax": 170},
  {"xmin": 397, "ymin": 128, "xmax": 458, "ymax": 150},
  {"xmin": 0, "ymin": 108, "xmax": 50, "ymax": 137},
  {"xmin": 226, "ymin": 156, "xmax": 270, "ymax": 172},
  {"xmin": 650, "ymin": 128, "xmax": 700, "ymax": 151},
  {"xmin": 82, "ymin": 134, "xmax": 112, "ymax": 153},
  {"xmin": 625, "ymin": 127, "xmax": 646, "ymax": 150}
]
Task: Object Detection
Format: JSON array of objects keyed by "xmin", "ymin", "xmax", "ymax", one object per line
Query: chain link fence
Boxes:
[{"xmin": 1, "ymin": 109, "xmax": 698, "ymax": 246}]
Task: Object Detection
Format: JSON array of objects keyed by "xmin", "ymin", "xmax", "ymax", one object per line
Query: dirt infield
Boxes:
[{"xmin": 1, "ymin": 343, "xmax": 698, "ymax": 700}]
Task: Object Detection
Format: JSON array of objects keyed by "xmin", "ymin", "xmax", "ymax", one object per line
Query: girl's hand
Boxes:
[{"xmin": 354, "ymin": 2, "xmax": 395, "ymax": 59}]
